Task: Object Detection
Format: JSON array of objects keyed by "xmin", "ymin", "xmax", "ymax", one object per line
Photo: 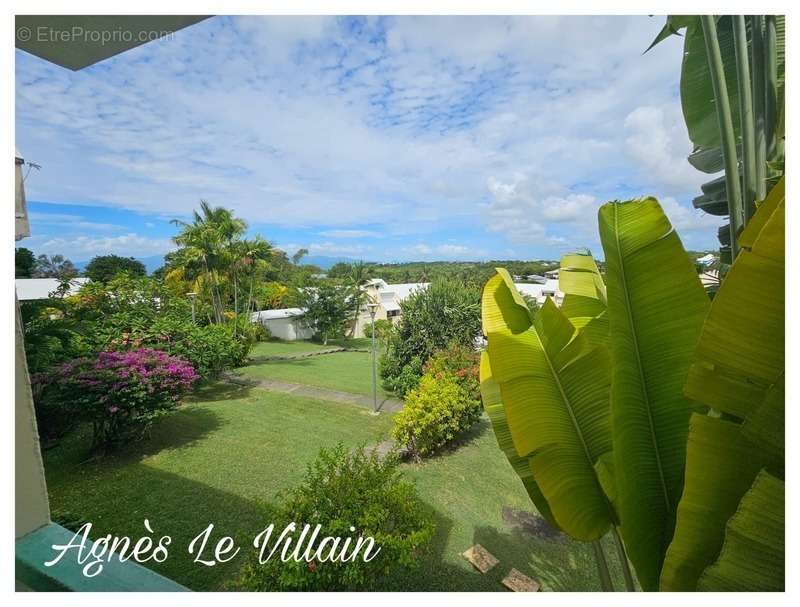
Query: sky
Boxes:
[{"xmin": 15, "ymin": 15, "xmax": 724, "ymax": 265}]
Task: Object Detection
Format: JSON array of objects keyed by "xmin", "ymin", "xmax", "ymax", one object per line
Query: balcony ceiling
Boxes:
[{"xmin": 15, "ymin": 15, "xmax": 210, "ymax": 71}]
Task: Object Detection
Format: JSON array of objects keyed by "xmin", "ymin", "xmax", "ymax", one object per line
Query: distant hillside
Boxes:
[{"xmin": 299, "ymin": 255, "xmax": 359, "ymax": 270}]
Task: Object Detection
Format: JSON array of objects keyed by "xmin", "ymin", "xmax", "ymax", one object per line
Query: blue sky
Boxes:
[{"xmin": 15, "ymin": 16, "xmax": 724, "ymax": 264}]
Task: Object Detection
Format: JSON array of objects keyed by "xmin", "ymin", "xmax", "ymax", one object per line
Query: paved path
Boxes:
[
  {"xmin": 248, "ymin": 347, "xmax": 371, "ymax": 364},
  {"xmin": 223, "ymin": 372, "xmax": 404, "ymax": 413},
  {"xmin": 248, "ymin": 347, "xmax": 345, "ymax": 363}
]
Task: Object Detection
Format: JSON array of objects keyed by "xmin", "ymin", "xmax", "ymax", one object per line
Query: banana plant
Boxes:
[
  {"xmin": 481, "ymin": 254, "xmax": 640, "ymax": 590},
  {"xmin": 648, "ymin": 15, "xmax": 785, "ymax": 261},
  {"xmin": 660, "ymin": 177, "xmax": 784, "ymax": 591},
  {"xmin": 480, "ymin": 266, "xmax": 622, "ymax": 587},
  {"xmin": 597, "ymin": 197, "xmax": 710, "ymax": 590}
]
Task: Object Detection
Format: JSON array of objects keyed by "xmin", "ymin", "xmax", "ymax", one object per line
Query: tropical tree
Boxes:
[
  {"xmin": 84, "ymin": 254, "xmax": 146, "ymax": 283},
  {"xmin": 344, "ymin": 261, "xmax": 371, "ymax": 337},
  {"xmin": 171, "ymin": 200, "xmax": 246, "ymax": 324},
  {"xmin": 233, "ymin": 236, "xmax": 274, "ymax": 318},
  {"xmin": 296, "ymin": 283, "xmax": 351, "ymax": 345},
  {"xmin": 34, "ymin": 254, "xmax": 77, "ymax": 279},
  {"xmin": 291, "ymin": 247, "xmax": 309, "ymax": 266},
  {"xmin": 15, "ymin": 247, "xmax": 37, "ymax": 277}
]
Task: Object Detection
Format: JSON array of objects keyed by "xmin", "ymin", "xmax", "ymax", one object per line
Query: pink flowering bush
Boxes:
[{"xmin": 32, "ymin": 348, "xmax": 198, "ymax": 452}]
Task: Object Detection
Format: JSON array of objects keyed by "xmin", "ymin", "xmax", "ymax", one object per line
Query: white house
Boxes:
[
  {"xmin": 513, "ymin": 279, "xmax": 564, "ymax": 307},
  {"xmin": 250, "ymin": 308, "xmax": 315, "ymax": 341},
  {"xmin": 15, "ymin": 277, "xmax": 90, "ymax": 301},
  {"xmin": 351, "ymin": 280, "xmax": 429, "ymax": 338}
]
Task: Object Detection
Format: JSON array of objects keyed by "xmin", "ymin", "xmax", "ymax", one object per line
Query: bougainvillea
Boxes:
[{"xmin": 32, "ymin": 348, "xmax": 198, "ymax": 452}]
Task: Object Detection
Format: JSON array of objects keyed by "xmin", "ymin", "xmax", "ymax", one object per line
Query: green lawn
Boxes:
[
  {"xmin": 43, "ymin": 381, "xmax": 628, "ymax": 592},
  {"xmin": 249, "ymin": 338, "xmax": 373, "ymax": 358},
  {"xmin": 239, "ymin": 350, "xmax": 387, "ymax": 397}
]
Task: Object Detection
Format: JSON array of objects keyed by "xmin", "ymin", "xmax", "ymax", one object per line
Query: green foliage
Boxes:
[
  {"xmin": 19, "ymin": 300, "xmax": 91, "ymax": 376},
  {"xmin": 370, "ymin": 260, "xmax": 559, "ymax": 286},
  {"xmin": 362, "ymin": 318, "xmax": 392, "ymax": 346},
  {"xmin": 661, "ymin": 178, "xmax": 784, "ymax": 591},
  {"xmin": 481, "ymin": 268, "xmax": 614, "ymax": 542},
  {"xmin": 380, "ymin": 278, "xmax": 480, "ymax": 396},
  {"xmin": 236, "ymin": 444, "xmax": 435, "ymax": 591},
  {"xmin": 83, "ymin": 254, "xmax": 146, "ymax": 282},
  {"xmin": 392, "ymin": 355, "xmax": 482, "ymax": 459},
  {"xmin": 647, "ymin": 15, "xmax": 785, "ymax": 262},
  {"xmin": 34, "ymin": 253, "xmax": 77, "ymax": 279},
  {"xmin": 32, "ymin": 349, "xmax": 198, "ymax": 452},
  {"xmin": 481, "ymin": 186, "xmax": 784, "ymax": 592},
  {"xmin": 296, "ymin": 283, "xmax": 352, "ymax": 344},
  {"xmin": 392, "ymin": 342, "xmax": 480, "ymax": 458},
  {"xmin": 379, "ymin": 354, "xmax": 423, "ymax": 397},
  {"xmin": 15, "ymin": 246, "xmax": 37, "ymax": 277},
  {"xmin": 598, "ymin": 198, "xmax": 710, "ymax": 590},
  {"xmin": 65, "ymin": 274, "xmax": 251, "ymax": 379}
]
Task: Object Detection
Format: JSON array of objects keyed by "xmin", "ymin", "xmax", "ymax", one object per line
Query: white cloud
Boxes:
[
  {"xmin": 485, "ymin": 174, "xmax": 598, "ymax": 246},
  {"xmin": 15, "ymin": 16, "xmax": 722, "ymax": 258},
  {"xmin": 624, "ymin": 104, "xmax": 711, "ymax": 195},
  {"xmin": 27, "ymin": 212, "xmax": 125, "ymax": 232},
  {"xmin": 403, "ymin": 243, "xmax": 481, "ymax": 260},
  {"xmin": 33, "ymin": 233, "xmax": 175, "ymax": 259},
  {"xmin": 660, "ymin": 196, "xmax": 725, "ymax": 232}
]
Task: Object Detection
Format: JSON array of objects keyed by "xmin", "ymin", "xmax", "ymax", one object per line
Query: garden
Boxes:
[{"xmin": 20, "ymin": 13, "xmax": 784, "ymax": 593}]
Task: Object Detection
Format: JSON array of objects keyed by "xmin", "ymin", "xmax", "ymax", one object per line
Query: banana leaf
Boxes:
[
  {"xmin": 598, "ymin": 197, "xmax": 710, "ymax": 590},
  {"xmin": 684, "ymin": 178, "xmax": 784, "ymax": 417},
  {"xmin": 659, "ymin": 414, "xmax": 776, "ymax": 590},
  {"xmin": 678, "ymin": 16, "xmax": 784, "ymax": 156},
  {"xmin": 698, "ymin": 470, "xmax": 784, "ymax": 591},
  {"xmin": 480, "ymin": 351, "xmax": 560, "ymax": 529},
  {"xmin": 663, "ymin": 178, "xmax": 784, "ymax": 591},
  {"xmin": 559, "ymin": 252, "xmax": 608, "ymax": 348},
  {"xmin": 481, "ymin": 269, "xmax": 614, "ymax": 540}
]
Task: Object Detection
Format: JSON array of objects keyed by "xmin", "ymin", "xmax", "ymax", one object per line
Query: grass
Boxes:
[
  {"xmin": 249, "ymin": 338, "xmax": 374, "ymax": 359},
  {"xmin": 43, "ymin": 380, "xmax": 628, "ymax": 592},
  {"xmin": 238, "ymin": 350, "xmax": 387, "ymax": 397},
  {"xmin": 44, "ymin": 383, "xmax": 394, "ymax": 591}
]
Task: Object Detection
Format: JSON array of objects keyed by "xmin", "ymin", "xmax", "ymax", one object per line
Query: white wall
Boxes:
[{"xmin": 260, "ymin": 317, "xmax": 314, "ymax": 341}]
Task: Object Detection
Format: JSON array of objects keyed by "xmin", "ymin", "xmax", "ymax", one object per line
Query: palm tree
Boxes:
[
  {"xmin": 233, "ymin": 236, "xmax": 274, "ymax": 319},
  {"xmin": 291, "ymin": 248, "xmax": 309, "ymax": 265},
  {"xmin": 171, "ymin": 200, "xmax": 246, "ymax": 324},
  {"xmin": 346, "ymin": 261, "xmax": 371, "ymax": 337}
]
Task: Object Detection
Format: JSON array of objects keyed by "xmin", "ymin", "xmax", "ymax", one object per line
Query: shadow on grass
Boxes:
[
  {"xmin": 189, "ymin": 379, "xmax": 256, "ymax": 402},
  {"xmin": 44, "ymin": 406, "xmax": 226, "ymax": 474},
  {"xmin": 54, "ymin": 463, "xmax": 270, "ymax": 591},
  {"xmin": 375, "ymin": 505, "xmax": 506, "ymax": 592}
]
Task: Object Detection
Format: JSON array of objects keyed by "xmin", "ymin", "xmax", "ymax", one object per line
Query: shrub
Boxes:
[
  {"xmin": 236, "ymin": 444, "xmax": 435, "ymax": 591},
  {"xmin": 423, "ymin": 341, "xmax": 481, "ymax": 403},
  {"xmin": 146, "ymin": 317, "xmax": 251, "ymax": 378},
  {"xmin": 380, "ymin": 354, "xmax": 423, "ymax": 398},
  {"xmin": 32, "ymin": 348, "xmax": 198, "ymax": 452},
  {"xmin": 391, "ymin": 372, "xmax": 482, "ymax": 459},
  {"xmin": 380, "ymin": 278, "xmax": 480, "ymax": 395},
  {"xmin": 391, "ymin": 343, "xmax": 482, "ymax": 458}
]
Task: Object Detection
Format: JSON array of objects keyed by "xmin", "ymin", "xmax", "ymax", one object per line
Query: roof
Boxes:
[
  {"xmin": 251, "ymin": 308, "xmax": 306, "ymax": 321},
  {"xmin": 15, "ymin": 278, "xmax": 90, "ymax": 301},
  {"xmin": 382, "ymin": 282, "xmax": 429, "ymax": 302},
  {"xmin": 513, "ymin": 280, "xmax": 563, "ymax": 302}
]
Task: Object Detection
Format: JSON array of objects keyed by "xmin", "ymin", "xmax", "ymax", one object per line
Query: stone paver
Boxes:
[
  {"xmin": 461, "ymin": 544, "xmax": 499, "ymax": 573},
  {"xmin": 502, "ymin": 568, "xmax": 540, "ymax": 592},
  {"xmin": 223, "ymin": 372, "xmax": 404, "ymax": 413}
]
